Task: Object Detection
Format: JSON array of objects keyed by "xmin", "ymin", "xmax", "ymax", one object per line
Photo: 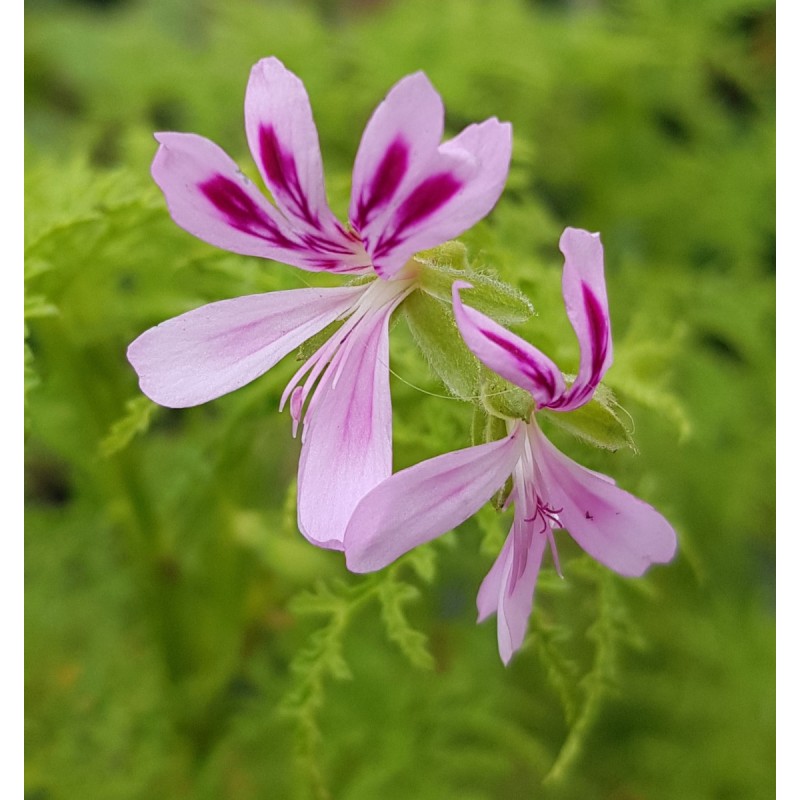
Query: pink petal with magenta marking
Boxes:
[
  {"xmin": 452, "ymin": 281, "xmax": 565, "ymax": 405},
  {"xmin": 348, "ymin": 72, "xmax": 511, "ymax": 279},
  {"xmin": 530, "ymin": 422, "xmax": 677, "ymax": 576},
  {"xmin": 127, "ymin": 285, "xmax": 364, "ymax": 408},
  {"xmin": 343, "ymin": 430, "xmax": 524, "ymax": 573},
  {"xmin": 244, "ymin": 58, "xmax": 366, "ymax": 271},
  {"xmin": 548, "ymin": 228, "xmax": 613, "ymax": 410},
  {"xmin": 349, "ymin": 72, "xmax": 445, "ymax": 240},
  {"xmin": 152, "ymin": 132, "xmax": 366, "ymax": 273},
  {"xmin": 368, "ymin": 119, "xmax": 512, "ymax": 279}
]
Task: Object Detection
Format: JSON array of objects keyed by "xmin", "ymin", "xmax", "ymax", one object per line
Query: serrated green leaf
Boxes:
[
  {"xmin": 24, "ymin": 341, "xmax": 41, "ymax": 397},
  {"xmin": 289, "ymin": 580, "xmax": 352, "ymax": 617},
  {"xmin": 24, "ymin": 294, "xmax": 59, "ymax": 321},
  {"xmin": 403, "ymin": 290, "xmax": 480, "ymax": 399},
  {"xmin": 539, "ymin": 384, "xmax": 637, "ymax": 452},
  {"xmin": 400, "ymin": 546, "xmax": 437, "ymax": 584},
  {"xmin": 98, "ymin": 396, "xmax": 158, "ymax": 458},
  {"xmin": 378, "ymin": 577, "xmax": 434, "ymax": 670}
]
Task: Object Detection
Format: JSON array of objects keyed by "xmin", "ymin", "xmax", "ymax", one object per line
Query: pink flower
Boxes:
[
  {"xmin": 128, "ymin": 57, "xmax": 511, "ymax": 550},
  {"xmin": 343, "ymin": 228, "xmax": 677, "ymax": 664}
]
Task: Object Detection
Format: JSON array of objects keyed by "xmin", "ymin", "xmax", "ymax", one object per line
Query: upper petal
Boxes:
[
  {"xmin": 365, "ymin": 119, "xmax": 512, "ymax": 279},
  {"xmin": 343, "ymin": 429, "xmax": 524, "ymax": 573},
  {"xmin": 348, "ymin": 71, "xmax": 511, "ymax": 280},
  {"xmin": 452, "ymin": 281, "xmax": 565, "ymax": 405},
  {"xmin": 127, "ymin": 285, "xmax": 364, "ymax": 408},
  {"xmin": 349, "ymin": 72, "xmax": 446, "ymax": 239},
  {"xmin": 244, "ymin": 58, "xmax": 366, "ymax": 270},
  {"xmin": 152, "ymin": 132, "xmax": 366, "ymax": 273},
  {"xmin": 295, "ymin": 302, "xmax": 398, "ymax": 550},
  {"xmin": 547, "ymin": 228, "xmax": 613, "ymax": 410},
  {"xmin": 530, "ymin": 422, "xmax": 677, "ymax": 576}
]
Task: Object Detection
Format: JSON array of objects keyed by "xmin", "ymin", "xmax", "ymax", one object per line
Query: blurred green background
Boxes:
[{"xmin": 25, "ymin": 0, "xmax": 775, "ymax": 798}]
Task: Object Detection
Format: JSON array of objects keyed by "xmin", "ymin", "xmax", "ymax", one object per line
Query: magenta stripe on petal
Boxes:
[
  {"xmin": 582, "ymin": 281, "xmax": 609, "ymax": 387},
  {"xmin": 547, "ymin": 280, "xmax": 610, "ymax": 410},
  {"xmin": 374, "ymin": 172, "xmax": 462, "ymax": 257},
  {"xmin": 199, "ymin": 174, "xmax": 297, "ymax": 250},
  {"xmin": 352, "ymin": 137, "xmax": 409, "ymax": 231},
  {"xmin": 259, "ymin": 125, "xmax": 317, "ymax": 227},
  {"xmin": 480, "ymin": 327, "xmax": 559, "ymax": 398}
]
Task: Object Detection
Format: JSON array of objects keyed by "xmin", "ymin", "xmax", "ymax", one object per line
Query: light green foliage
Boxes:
[
  {"xmin": 25, "ymin": 1, "xmax": 774, "ymax": 798},
  {"xmin": 99, "ymin": 396, "xmax": 159, "ymax": 458}
]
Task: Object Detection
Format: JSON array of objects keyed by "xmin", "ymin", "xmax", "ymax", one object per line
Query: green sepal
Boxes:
[
  {"xmin": 539, "ymin": 383, "xmax": 637, "ymax": 452},
  {"xmin": 416, "ymin": 240, "xmax": 470, "ymax": 271},
  {"xmin": 416, "ymin": 247, "xmax": 534, "ymax": 326},
  {"xmin": 479, "ymin": 366, "xmax": 535, "ymax": 422},
  {"xmin": 470, "ymin": 403, "xmax": 489, "ymax": 447},
  {"xmin": 402, "ymin": 290, "xmax": 480, "ymax": 400}
]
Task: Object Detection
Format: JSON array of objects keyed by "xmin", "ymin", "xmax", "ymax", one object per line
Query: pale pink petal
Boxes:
[
  {"xmin": 295, "ymin": 304, "xmax": 397, "ymax": 549},
  {"xmin": 476, "ymin": 533, "xmax": 512, "ymax": 622},
  {"xmin": 365, "ymin": 119, "xmax": 512, "ymax": 279},
  {"xmin": 452, "ymin": 281, "xmax": 565, "ymax": 405},
  {"xmin": 343, "ymin": 430, "xmax": 525, "ymax": 573},
  {"xmin": 127, "ymin": 285, "xmax": 363, "ymax": 408},
  {"xmin": 244, "ymin": 58, "xmax": 367, "ymax": 271},
  {"xmin": 151, "ymin": 132, "xmax": 366, "ymax": 273},
  {"xmin": 530, "ymin": 422, "xmax": 677, "ymax": 576},
  {"xmin": 547, "ymin": 228, "xmax": 613, "ymax": 410},
  {"xmin": 495, "ymin": 522, "xmax": 547, "ymax": 665}
]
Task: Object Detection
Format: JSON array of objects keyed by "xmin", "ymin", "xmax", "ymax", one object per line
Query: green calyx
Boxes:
[
  {"xmin": 539, "ymin": 382, "xmax": 637, "ymax": 453},
  {"xmin": 416, "ymin": 242, "xmax": 534, "ymax": 325},
  {"xmin": 403, "ymin": 241, "xmax": 535, "ymax": 402}
]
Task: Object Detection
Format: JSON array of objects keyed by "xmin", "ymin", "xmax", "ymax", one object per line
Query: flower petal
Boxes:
[
  {"xmin": 530, "ymin": 422, "xmax": 677, "ymax": 576},
  {"xmin": 127, "ymin": 285, "xmax": 364, "ymax": 408},
  {"xmin": 348, "ymin": 72, "xmax": 511, "ymax": 279},
  {"xmin": 366, "ymin": 119, "xmax": 512, "ymax": 279},
  {"xmin": 476, "ymin": 533, "xmax": 512, "ymax": 623},
  {"xmin": 151, "ymin": 132, "xmax": 365, "ymax": 273},
  {"xmin": 349, "ymin": 72, "xmax": 445, "ymax": 241},
  {"xmin": 244, "ymin": 58, "xmax": 367, "ymax": 270},
  {"xmin": 452, "ymin": 281, "xmax": 565, "ymax": 405},
  {"xmin": 344, "ymin": 430, "xmax": 524, "ymax": 573},
  {"xmin": 548, "ymin": 228, "xmax": 613, "ymax": 410},
  {"xmin": 295, "ymin": 303, "xmax": 397, "ymax": 550},
  {"xmin": 494, "ymin": 521, "xmax": 547, "ymax": 665}
]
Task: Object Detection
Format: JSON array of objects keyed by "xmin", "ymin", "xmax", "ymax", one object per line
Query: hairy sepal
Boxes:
[
  {"xmin": 540, "ymin": 382, "xmax": 636, "ymax": 452},
  {"xmin": 417, "ymin": 249, "xmax": 534, "ymax": 326},
  {"xmin": 402, "ymin": 290, "xmax": 480, "ymax": 400},
  {"xmin": 479, "ymin": 367, "xmax": 534, "ymax": 422}
]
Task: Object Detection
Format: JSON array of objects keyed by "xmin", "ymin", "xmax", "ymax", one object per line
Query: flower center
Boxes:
[{"xmin": 279, "ymin": 276, "xmax": 416, "ymax": 436}]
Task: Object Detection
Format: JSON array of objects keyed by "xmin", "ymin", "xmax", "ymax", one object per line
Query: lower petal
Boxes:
[
  {"xmin": 476, "ymin": 508, "xmax": 548, "ymax": 665},
  {"xmin": 127, "ymin": 285, "xmax": 363, "ymax": 408},
  {"xmin": 344, "ymin": 428, "xmax": 524, "ymax": 572},
  {"xmin": 295, "ymin": 305, "xmax": 395, "ymax": 549},
  {"xmin": 531, "ymin": 423, "xmax": 677, "ymax": 576},
  {"xmin": 495, "ymin": 525, "xmax": 547, "ymax": 666}
]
